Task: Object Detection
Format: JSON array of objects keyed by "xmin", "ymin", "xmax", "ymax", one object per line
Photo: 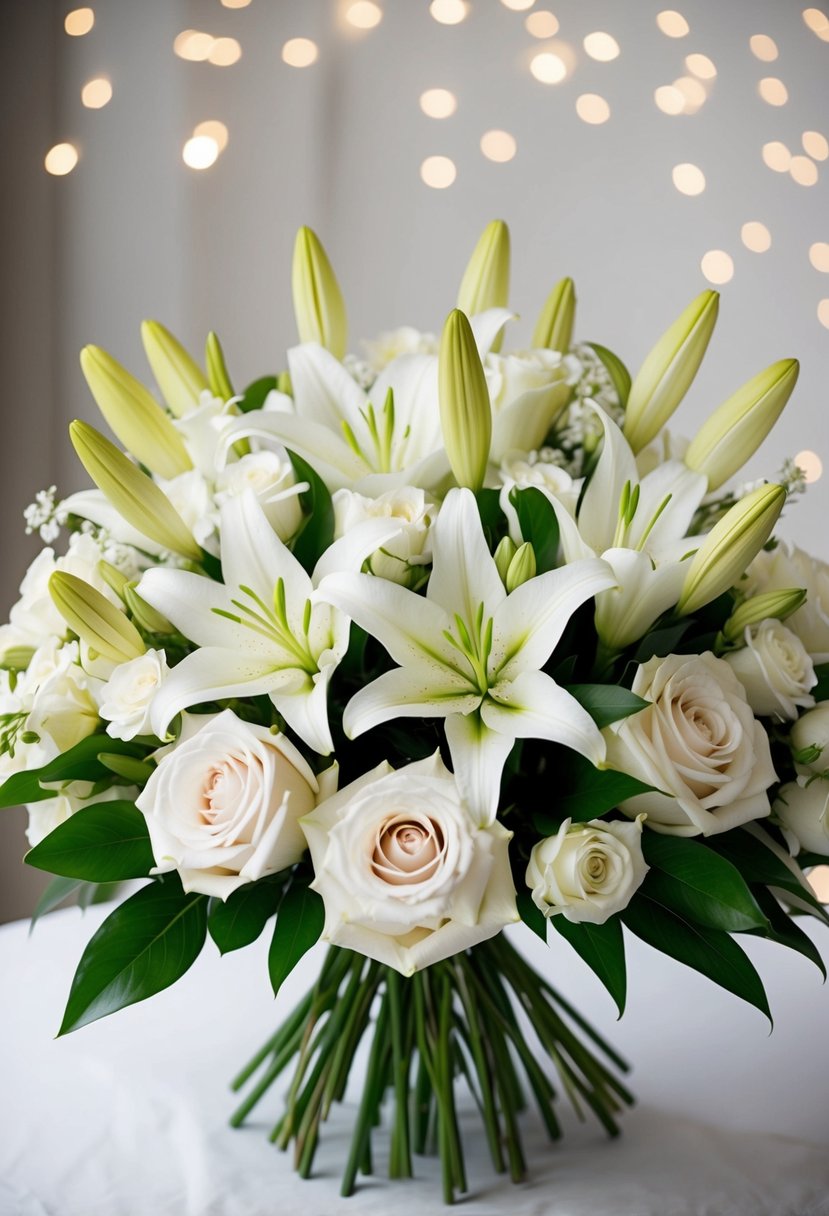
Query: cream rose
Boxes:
[
  {"xmin": 362, "ymin": 326, "xmax": 439, "ymax": 371},
  {"xmin": 744, "ymin": 541, "xmax": 829, "ymax": 662},
  {"xmin": 215, "ymin": 450, "xmax": 305, "ymax": 541},
  {"xmin": 300, "ymin": 753, "xmax": 518, "ymax": 975},
  {"xmin": 332, "ymin": 486, "xmax": 435, "ymax": 587},
  {"xmin": 774, "ymin": 780, "xmax": 829, "ymax": 856},
  {"xmin": 156, "ymin": 469, "xmax": 216, "ymax": 550},
  {"xmin": 135, "ymin": 709, "xmax": 321, "ymax": 898},
  {"xmin": 604, "ymin": 652, "xmax": 777, "ymax": 836},
  {"xmin": 99, "ymin": 649, "xmax": 170, "ymax": 741},
  {"xmin": 725, "ymin": 621, "xmax": 817, "ymax": 721},
  {"xmin": 526, "ymin": 816, "xmax": 648, "ymax": 924},
  {"xmin": 485, "ymin": 349, "xmax": 581, "ymax": 415},
  {"xmin": 790, "ymin": 703, "xmax": 829, "ymax": 773}
]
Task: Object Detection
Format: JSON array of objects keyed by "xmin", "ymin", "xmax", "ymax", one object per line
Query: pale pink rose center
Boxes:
[
  {"xmin": 371, "ymin": 814, "xmax": 445, "ymax": 886},
  {"xmin": 200, "ymin": 753, "xmax": 261, "ymax": 830}
]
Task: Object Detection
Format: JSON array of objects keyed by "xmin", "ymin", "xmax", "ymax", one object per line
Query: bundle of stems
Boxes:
[{"xmin": 230, "ymin": 936, "xmax": 633, "ymax": 1203}]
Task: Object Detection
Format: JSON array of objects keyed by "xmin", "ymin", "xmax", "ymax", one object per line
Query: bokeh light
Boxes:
[
  {"xmin": 741, "ymin": 221, "xmax": 771, "ymax": 252},
  {"xmin": 282, "ymin": 38, "xmax": 319, "ymax": 67},
  {"xmin": 525, "ymin": 11, "xmax": 559, "ymax": 38},
  {"xmin": 701, "ymin": 250, "xmax": 734, "ymax": 284},
  {"xmin": 420, "ymin": 88, "xmax": 457, "ymax": 118},
  {"xmin": 790, "ymin": 156, "xmax": 818, "ymax": 185},
  {"xmin": 193, "ymin": 120, "xmax": 229, "ymax": 152},
  {"xmin": 758, "ymin": 77, "xmax": 789, "ymax": 106},
  {"xmin": 44, "ymin": 143, "xmax": 79, "ymax": 176},
  {"xmin": 583, "ymin": 32, "xmax": 620, "ymax": 61},
  {"xmin": 656, "ymin": 10, "xmax": 689, "ymax": 37},
  {"xmin": 346, "ymin": 2, "xmax": 383, "ymax": 29},
  {"xmin": 673, "ymin": 76, "xmax": 706, "ymax": 113},
  {"xmin": 480, "ymin": 130, "xmax": 517, "ymax": 161},
  {"xmin": 672, "ymin": 162, "xmax": 706, "ymax": 195},
  {"xmin": 795, "ymin": 450, "xmax": 823, "ymax": 482},
  {"xmin": 654, "ymin": 85, "xmax": 685, "ymax": 115},
  {"xmin": 576, "ymin": 94, "xmax": 611, "ymax": 124},
  {"xmin": 803, "ymin": 131, "xmax": 829, "ymax": 161},
  {"xmin": 749, "ymin": 34, "xmax": 778, "ymax": 61},
  {"xmin": 183, "ymin": 135, "xmax": 219, "ymax": 170},
  {"xmin": 530, "ymin": 52, "xmax": 567, "ymax": 83},
  {"xmin": 64, "ymin": 8, "xmax": 94, "ymax": 36},
  {"xmin": 420, "ymin": 155, "xmax": 457, "ymax": 188},
  {"xmin": 174, "ymin": 31, "xmax": 214, "ymax": 61},
  {"xmin": 818, "ymin": 300, "xmax": 829, "ymax": 330},
  {"xmin": 803, "ymin": 8, "xmax": 829, "ymax": 35},
  {"xmin": 208, "ymin": 37, "xmax": 242, "ymax": 66},
  {"xmin": 81, "ymin": 78, "xmax": 112, "ymax": 109},
  {"xmin": 429, "ymin": 0, "xmax": 467, "ymax": 24},
  {"xmin": 762, "ymin": 141, "xmax": 791, "ymax": 172},
  {"xmin": 810, "ymin": 242, "xmax": 829, "ymax": 271},
  {"xmin": 685, "ymin": 53, "xmax": 716, "ymax": 79}
]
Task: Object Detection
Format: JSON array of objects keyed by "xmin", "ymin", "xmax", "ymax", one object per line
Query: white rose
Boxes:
[
  {"xmin": 485, "ymin": 349, "xmax": 581, "ymax": 415},
  {"xmin": 362, "ymin": 327, "xmax": 438, "ymax": 372},
  {"xmin": 332, "ymin": 486, "xmax": 435, "ymax": 586},
  {"xmin": 605, "ymin": 652, "xmax": 777, "ymax": 836},
  {"xmin": 21, "ymin": 639, "xmax": 101, "ymax": 753},
  {"xmin": 7, "ymin": 532, "xmax": 122, "ymax": 648},
  {"xmin": 135, "ymin": 709, "xmax": 320, "ymax": 898},
  {"xmin": 790, "ymin": 703, "xmax": 829, "ymax": 773},
  {"xmin": 216, "ymin": 450, "xmax": 304, "ymax": 541},
  {"xmin": 526, "ymin": 816, "xmax": 648, "ymax": 924},
  {"xmin": 99, "ymin": 649, "xmax": 170, "ymax": 741},
  {"xmin": 156, "ymin": 469, "xmax": 217, "ymax": 550},
  {"xmin": 774, "ymin": 780, "xmax": 829, "ymax": 856},
  {"xmin": 26, "ymin": 781, "xmax": 135, "ymax": 848},
  {"xmin": 301, "ymin": 753, "xmax": 518, "ymax": 976},
  {"xmin": 744, "ymin": 541, "xmax": 829, "ymax": 662},
  {"xmin": 725, "ymin": 620, "xmax": 817, "ymax": 720},
  {"xmin": 172, "ymin": 393, "xmax": 238, "ymax": 476}
]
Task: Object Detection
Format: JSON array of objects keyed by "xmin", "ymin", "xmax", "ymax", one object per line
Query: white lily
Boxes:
[
  {"xmin": 137, "ymin": 489, "xmax": 405, "ymax": 755},
  {"xmin": 318, "ymin": 487, "xmax": 615, "ymax": 825}
]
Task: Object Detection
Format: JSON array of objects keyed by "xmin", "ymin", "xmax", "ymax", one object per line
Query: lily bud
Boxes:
[
  {"xmin": 124, "ymin": 583, "xmax": 174, "ymax": 634},
  {"xmin": 531, "ymin": 277, "xmax": 576, "ymax": 352},
  {"xmin": 98, "ymin": 559, "xmax": 130, "ymax": 601},
  {"xmin": 505, "ymin": 542, "xmax": 537, "ymax": 592},
  {"xmin": 457, "ymin": 220, "xmax": 511, "ymax": 319},
  {"xmin": 438, "ymin": 309, "xmax": 492, "ymax": 493},
  {"xmin": 205, "ymin": 331, "xmax": 234, "ymax": 400},
  {"xmin": 677, "ymin": 483, "xmax": 786, "ymax": 616},
  {"xmin": 0, "ymin": 646, "xmax": 34, "ymax": 671},
  {"xmin": 684, "ymin": 359, "xmax": 800, "ymax": 491},
  {"xmin": 49, "ymin": 572, "xmax": 146, "ymax": 664},
  {"xmin": 624, "ymin": 290, "xmax": 719, "ymax": 454},
  {"xmin": 494, "ymin": 536, "xmax": 518, "ymax": 585},
  {"xmin": 80, "ymin": 345, "xmax": 192, "ymax": 480},
  {"xmin": 141, "ymin": 320, "xmax": 209, "ymax": 418},
  {"xmin": 70, "ymin": 420, "xmax": 202, "ymax": 561},
  {"xmin": 291, "ymin": 226, "xmax": 348, "ymax": 359},
  {"xmin": 721, "ymin": 588, "xmax": 807, "ymax": 644}
]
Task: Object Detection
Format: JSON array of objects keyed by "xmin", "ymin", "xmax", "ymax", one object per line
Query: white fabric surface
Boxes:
[{"xmin": 1, "ymin": 904, "xmax": 828, "ymax": 1216}]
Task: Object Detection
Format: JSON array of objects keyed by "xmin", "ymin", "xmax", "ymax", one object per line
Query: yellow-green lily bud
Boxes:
[
  {"xmin": 291, "ymin": 226, "xmax": 348, "ymax": 359},
  {"xmin": 0, "ymin": 646, "xmax": 35, "ymax": 671},
  {"xmin": 624, "ymin": 290, "xmax": 719, "ymax": 454},
  {"xmin": 722, "ymin": 587, "xmax": 807, "ymax": 643},
  {"xmin": 80, "ymin": 345, "xmax": 192, "ymax": 480},
  {"xmin": 98, "ymin": 559, "xmax": 130, "ymax": 601},
  {"xmin": 205, "ymin": 331, "xmax": 234, "ymax": 400},
  {"xmin": 49, "ymin": 571, "xmax": 146, "ymax": 664},
  {"xmin": 505, "ymin": 542, "xmax": 537, "ymax": 593},
  {"xmin": 457, "ymin": 219, "xmax": 511, "ymax": 319},
  {"xmin": 438, "ymin": 309, "xmax": 492, "ymax": 494},
  {"xmin": 531, "ymin": 277, "xmax": 576, "ymax": 352},
  {"xmin": 494, "ymin": 536, "xmax": 518, "ymax": 584},
  {"xmin": 124, "ymin": 583, "xmax": 174, "ymax": 634},
  {"xmin": 677, "ymin": 483, "xmax": 786, "ymax": 615},
  {"xmin": 684, "ymin": 358, "xmax": 799, "ymax": 491},
  {"xmin": 276, "ymin": 369, "xmax": 292, "ymax": 396},
  {"xmin": 70, "ymin": 420, "xmax": 202, "ymax": 562},
  {"xmin": 141, "ymin": 320, "xmax": 209, "ymax": 418}
]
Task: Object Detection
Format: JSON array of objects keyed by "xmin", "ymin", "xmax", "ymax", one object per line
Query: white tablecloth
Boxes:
[{"xmin": 2, "ymin": 904, "xmax": 828, "ymax": 1216}]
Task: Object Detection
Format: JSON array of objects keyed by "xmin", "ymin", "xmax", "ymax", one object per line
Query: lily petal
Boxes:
[
  {"xmin": 149, "ymin": 646, "xmax": 281, "ymax": 738},
  {"xmin": 220, "ymin": 491, "xmax": 310, "ymax": 627},
  {"xmin": 482, "ymin": 669, "xmax": 606, "ymax": 766},
  {"xmin": 220, "ymin": 411, "xmax": 365, "ymax": 490},
  {"xmin": 577, "ymin": 403, "xmax": 638, "ymax": 554},
  {"xmin": 272, "ymin": 667, "xmax": 336, "ymax": 755},
  {"xmin": 594, "ymin": 548, "xmax": 689, "ymax": 650},
  {"xmin": 61, "ymin": 489, "xmax": 165, "ymax": 556},
  {"xmin": 287, "ymin": 342, "xmax": 368, "ymax": 433},
  {"xmin": 138, "ymin": 567, "xmax": 274, "ymax": 654},
  {"xmin": 370, "ymin": 354, "xmax": 441, "ymax": 466},
  {"xmin": 312, "ymin": 517, "xmax": 411, "ymax": 585},
  {"xmin": 491, "ymin": 381, "xmax": 572, "ymax": 461},
  {"xmin": 628, "ymin": 460, "xmax": 708, "ymax": 556},
  {"xmin": 470, "ymin": 309, "xmax": 515, "ymax": 358},
  {"xmin": 444, "ymin": 710, "xmax": 516, "ymax": 827},
  {"xmin": 343, "ymin": 667, "xmax": 480, "ymax": 738},
  {"xmin": 427, "ymin": 487, "xmax": 505, "ymax": 626}
]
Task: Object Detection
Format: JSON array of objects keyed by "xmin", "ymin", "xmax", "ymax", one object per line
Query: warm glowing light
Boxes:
[
  {"xmin": 762, "ymin": 141, "xmax": 791, "ymax": 172},
  {"xmin": 749, "ymin": 34, "xmax": 778, "ymax": 61},
  {"xmin": 656, "ymin": 10, "xmax": 689, "ymax": 37},
  {"xmin": 530, "ymin": 52, "xmax": 567, "ymax": 83},
  {"xmin": 194, "ymin": 120, "xmax": 229, "ymax": 152},
  {"xmin": 174, "ymin": 31, "xmax": 215, "ymax": 61},
  {"xmin": 81, "ymin": 77, "xmax": 112, "ymax": 108},
  {"xmin": 758, "ymin": 77, "xmax": 788, "ymax": 106},
  {"xmin": 501, "ymin": 0, "xmax": 534, "ymax": 9},
  {"xmin": 420, "ymin": 155, "xmax": 457, "ymax": 188},
  {"xmin": 183, "ymin": 135, "xmax": 219, "ymax": 170},
  {"xmin": 208, "ymin": 37, "xmax": 242, "ymax": 65},
  {"xmin": 741, "ymin": 222, "xmax": 771, "ymax": 253},
  {"xmin": 700, "ymin": 250, "xmax": 734, "ymax": 285},
  {"xmin": 346, "ymin": 1, "xmax": 383, "ymax": 28},
  {"xmin": 420, "ymin": 88, "xmax": 457, "ymax": 118},
  {"xmin": 810, "ymin": 242, "xmax": 829, "ymax": 271},
  {"xmin": 65, "ymin": 7, "xmax": 94, "ymax": 36},
  {"xmin": 526, "ymin": 10, "xmax": 559, "ymax": 38},
  {"xmin": 796, "ymin": 450, "xmax": 824, "ymax": 484},
  {"xmin": 480, "ymin": 129, "xmax": 517, "ymax": 161},
  {"xmin": 672, "ymin": 162, "xmax": 705, "ymax": 195},
  {"xmin": 282, "ymin": 38, "xmax": 319, "ymax": 67},
  {"xmin": 583, "ymin": 31, "xmax": 620, "ymax": 61},
  {"xmin": 654, "ymin": 85, "xmax": 685, "ymax": 114},
  {"xmin": 429, "ymin": 0, "xmax": 467, "ymax": 24},
  {"xmin": 221, "ymin": 0, "xmax": 251, "ymax": 7},
  {"xmin": 673, "ymin": 75, "xmax": 706, "ymax": 112},
  {"xmin": 808, "ymin": 864, "xmax": 829, "ymax": 899},
  {"xmin": 803, "ymin": 131, "xmax": 829, "ymax": 161},
  {"xmin": 790, "ymin": 156, "xmax": 818, "ymax": 186},
  {"xmin": 44, "ymin": 143, "xmax": 79, "ymax": 176},
  {"xmin": 576, "ymin": 94, "xmax": 611, "ymax": 124},
  {"xmin": 818, "ymin": 300, "xmax": 829, "ymax": 330},
  {"xmin": 803, "ymin": 8, "xmax": 829, "ymax": 34},
  {"xmin": 685, "ymin": 52, "xmax": 716, "ymax": 79}
]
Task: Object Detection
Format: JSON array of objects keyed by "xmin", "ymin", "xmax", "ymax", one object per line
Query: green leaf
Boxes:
[
  {"xmin": 532, "ymin": 751, "xmax": 655, "ymax": 830},
  {"xmin": 287, "ymin": 449, "xmax": 335, "ymax": 575},
  {"xmin": 621, "ymin": 895, "xmax": 772, "ymax": 1023},
  {"xmin": 0, "ymin": 736, "xmax": 148, "ymax": 809},
  {"xmin": 509, "ymin": 486, "xmax": 560, "ymax": 574},
  {"xmin": 208, "ymin": 874, "xmax": 286, "ymax": 955},
  {"xmin": 640, "ymin": 833, "xmax": 769, "ymax": 932},
  {"xmin": 58, "ymin": 878, "xmax": 207, "ymax": 1034},
  {"xmin": 707, "ymin": 828, "xmax": 829, "ymax": 926},
  {"xmin": 812, "ymin": 662, "xmax": 829, "ymax": 702},
  {"xmin": 746, "ymin": 885, "xmax": 826, "ymax": 979},
  {"xmin": 25, "ymin": 801, "xmax": 154, "ymax": 882},
  {"xmin": 632, "ymin": 621, "xmax": 691, "ymax": 664},
  {"xmin": 238, "ymin": 374, "xmax": 277, "ymax": 413},
  {"xmin": 586, "ymin": 342, "xmax": 632, "ymax": 407},
  {"xmin": 30, "ymin": 875, "xmax": 84, "ymax": 929},
  {"xmin": 551, "ymin": 914, "xmax": 627, "ymax": 1016},
  {"xmin": 565, "ymin": 684, "xmax": 649, "ymax": 729},
  {"xmin": 516, "ymin": 889, "xmax": 547, "ymax": 942},
  {"xmin": 76, "ymin": 881, "xmax": 123, "ymax": 909},
  {"xmin": 268, "ymin": 881, "xmax": 324, "ymax": 997},
  {"xmin": 475, "ymin": 488, "xmax": 506, "ymax": 538}
]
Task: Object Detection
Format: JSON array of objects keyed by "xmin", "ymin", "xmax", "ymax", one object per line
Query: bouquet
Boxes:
[{"xmin": 3, "ymin": 221, "xmax": 828, "ymax": 1203}]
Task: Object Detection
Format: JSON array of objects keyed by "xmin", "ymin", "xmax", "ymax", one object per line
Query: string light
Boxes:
[
  {"xmin": 672, "ymin": 162, "xmax": 705, "ymax": 194},
  {"xmin": 803, "ymin": 8, "xmax": 829, "ymax": 36},
  {"xmin": 500, "ymin": 0, "xmax": 534, "ymax": 9},
  {"xmin": 762, "ymin": 141, "xmax": 791, "ymax": 172},
  {"xmin": 656, "ymin": 10, "xmax": 689, "ymax": 37},
  {"xmin": 758, "ymin": 77, "xmax": 788, "ymax": 106},
  {"xmin": 673, "ymin": 76, "xmax": 706, "ymax": 113},
  {"xmin": 282, "ymin": 38, "xmax": 319, "ymax": 67},
  {"xmin": 685, "ymin": 53, "xmax": 716, "ymax": 79},
  {"xmin": 741, "ymin": 222, "xmax": 771, "ymax": 252},
  {"xmin": 700, "ymin": 250, "xmax": 734, "ymax": 284},
  {"xmin": 525, "ymin": 11, "xmax": 559, "ymax": 38},
  {"xmin": 81, "ymin": 78, "xmax": 112, "ymax": 108},
  {"xmin": 174, "ymin": 31, "xmax": 214, "ymax": 61},
  {"xmin": 654, "ymin": 85, "xmax": 685, "ymax": 115},
  {"xmin": 530, "ymin": 52, "xmax": 567, "ymax": 83},
  {"xmin": 421, "ymin": 155, "xmax": 457, "ymax": 188},
  {"xmin": 345, "ymin": 2, "xmax": 383, "ymax": 29},
  {"xmin": 803, "ymin": 131, "xmax": 829, "ymax": 161},
  {"xmin": 193, "ymin": 120, "xmax": 229, "ymax": 152},
  {"xmin": 790, "ymin": 156, "xmax": 818, "ymax": 185},
  {"xmin": 818, "ymin": 300, "xmax": 829, "ymax": 330},
  {"xmin": 208, "ymin": 37, "xmax": 242, "ymax": 65},
  {"xmin": 576, "ymin": 94, "xmax": 611, "ymax": 124},
  {"xmin": 583, "ymin": 32, "xmax": 620, "ymax": 61},
  {"xmin": 221, "ymin": 0, "xmax": 252, "ymax": 7},
  {"xmin": 420, "ymin": 88, "xmax": 457, "ymax": 118},
  {"xmin": 795, "ymin": 450, "xmax": 824, "ymax": 483},
  {"xmin": 182, "ymin": 135, "xmax": 219, "ymax": 170},
  {"xmin": 44, "ymin": 143, "xmax": 79, "ymax": 175},
  {"xmin": 64, "ymin": 8, "xmax": 94, "ymax": 36},
  {"xmin": 749, "ymin": 34, "xmax": 778, "ymax": 61},
  {"xmin": 429, "ymin": 0, "xmax": 467, "ymax": 24},
  {"xmin": 809, "ymin": 243, "xmax": 829, "ymax": 272},
  {"xmin": 480, "ymin": 129, "xmax": 517, "ymax": 161}
]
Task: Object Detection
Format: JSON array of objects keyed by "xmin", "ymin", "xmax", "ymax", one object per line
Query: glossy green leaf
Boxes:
[
  {"xmin": 30, "ymin": 876, "xmax": 84, "ymax": 930},
  {"xmin": 25, "ymin": 801, "xmax": 154, "ymax": 882},
  {"xmin": 532, "ymin": 751, "xmax": 654, "ymax": 830},
  {"xmin": 237, "ymin": 374, "xmax": 277, "ymax": 413},
  {"xmin": 509, "ymin": 486, "xmax": 560, "ymax": 574},
  {"xmin": 586, "ymin": 342, "xmax": 632, "ymax": 408},
  {"xmin": 565, "ymin": 684, "xmax": 649, "ymax": 729},
  {"xmin": 707, "ymin": 829, "xmax": 829, "ymax": 926},
  {"xmin": 622, "ymin": 894, "xmax": 771, "ymax": 1023},
  {"xmin": 641, "ymin": 833, "xmax": 769, "ymax": 932},
  {"xmin": 746, "ymin": 885, "xmax": 826, "ymax": 979},
  {"xmin": 551, "ymin": 914, "xmax": 627, "ymax": 1017},
  {"xmin": 287, "ymin": 449, "xmax": 335, "ymax": 575},
  {"xmin": 516, "ymin": 889, "xmax": 547, "ymax": 942},
  {"xmin": 0, "ymin": 736, "xmax": 147, "ymax": 809},
  {"xmin": 58, "ymin": 878, "xmax": 207, "ymax": 1035},
  {"xmin": 208, "ymin": 874, "xmax": 286, "ymax": 955},
  {"xmin": 268, "ymin": 882, "xmax": 324, "ymax": 997},
  {"xmin": 632, "ymin": 621, "xmax": 690, "ymax": 664},
  {"xmin": 812, "ymin": 662, "xmax": 829, "ymax": 702}
]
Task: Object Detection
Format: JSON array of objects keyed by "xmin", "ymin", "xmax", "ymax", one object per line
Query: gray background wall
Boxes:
[{"xmin": 2, "ymin": 0, "xmax": 827, "ymax": 921}]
